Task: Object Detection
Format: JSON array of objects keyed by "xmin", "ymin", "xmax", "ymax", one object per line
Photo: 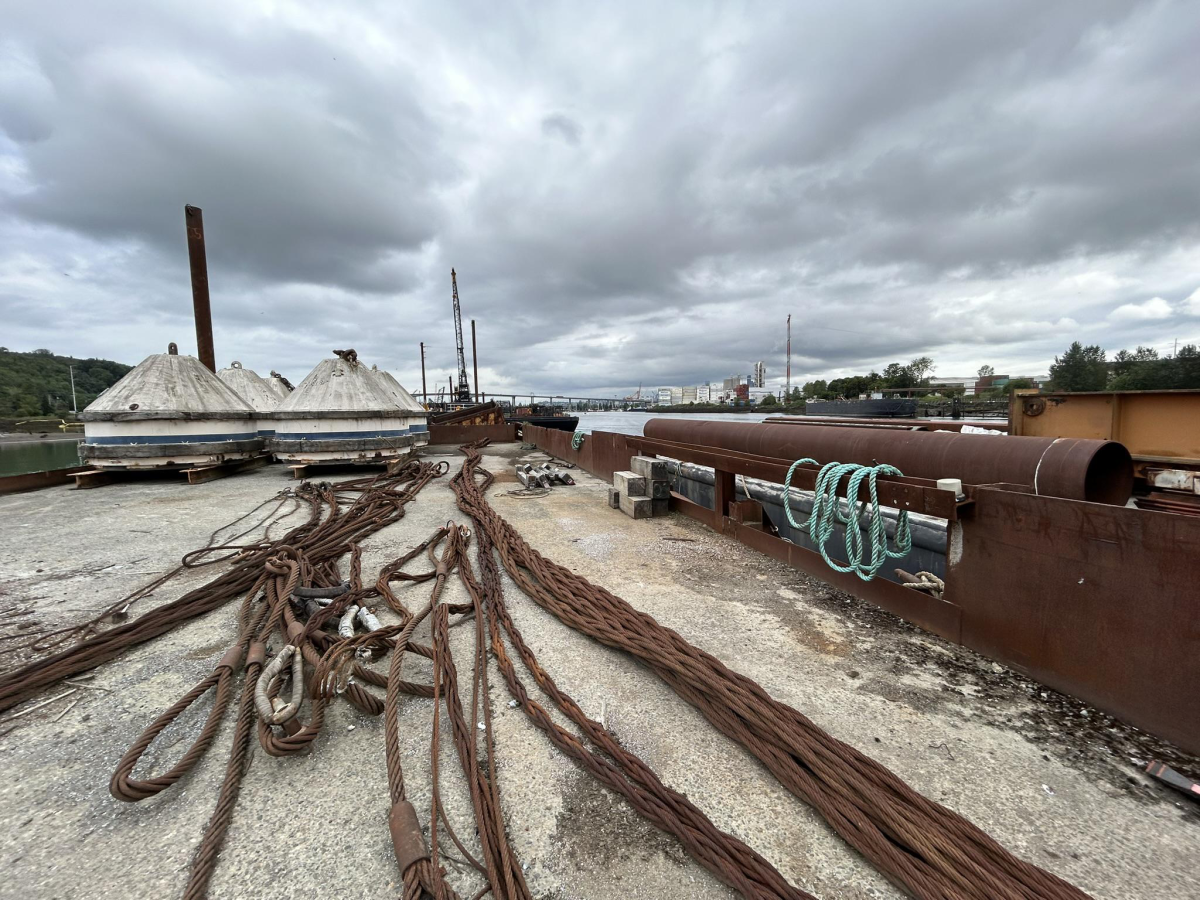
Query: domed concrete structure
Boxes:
[
  {"xmin": 266, "ymin": 370, "xmax": 293, "ymax": 402},
  {"xmin": 371, "ymin": 366, "xmax": 426, "ymax": 413},
  {"xmin": 217, "ymin": 361, "xmax": 281, "ymax": 435},
  {"xmin": 79, "ymin": 344, "xmax": 264, "ymax": 469},
  {"xmin": 269, "ymin": 350, "xmax": 428, "ymax": 465}
]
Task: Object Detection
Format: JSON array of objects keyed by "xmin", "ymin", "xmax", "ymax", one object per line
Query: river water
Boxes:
[
  {"xmin": 0, "ymin": 437, "xmax": 83, "ymax": 477},
  {"xmin": 572, "ymin": 410, "xmax": 774, "ymax": 436}
]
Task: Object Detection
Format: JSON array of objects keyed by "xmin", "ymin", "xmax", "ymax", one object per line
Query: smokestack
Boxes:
[{"xmin": 184, "ymin": 205, "xmax": 216, "ymax": 372}]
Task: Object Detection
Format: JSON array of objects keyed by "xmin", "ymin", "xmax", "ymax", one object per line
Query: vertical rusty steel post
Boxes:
[
  {"xmin": 471, "ymin": 319, "xmax": 479, "ymax": 403},
  {"xmin": 420, "ymin": 342, "xmax": 427, "ymax": 402},
  {"xmin": 184, "ymin": 205, "xmax": 216, "ymax": 372}
]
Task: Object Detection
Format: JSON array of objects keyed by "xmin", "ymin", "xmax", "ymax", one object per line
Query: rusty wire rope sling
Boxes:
[
  {"xmin": 0, "ymin": 460, "xmax": 444, "ymax": 898},
  {"xmin": 450, "ymin": 441, "xmax": 1091, "ymax": 900}
]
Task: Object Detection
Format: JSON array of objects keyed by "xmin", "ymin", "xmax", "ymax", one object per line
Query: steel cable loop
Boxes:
[
  {"xmin": 107, "ymin": 582, "xmax": 273, "ymax": 804},
  {"xmin": 384, "ymin": 527, "xmax": 465, "ymax": 900},
  {"xmin": 463, "ymin": 529, "xmax": 789, "ymax": 899},
  {"xmin": 449, "ymin": 464, "xmax": 809, "ymax": 900},
  {"xmin": 109, "ymin": 667, "xmax": 230, "ymax": 802},
  {"xmin": 450, "ymin": 442, "xmax": 1091, "ymax": 900},
  {"xmin": 99, "ymin": 461, "xmax": 447, "ymax": 897},
  {"xmin": 429, "ymin": 529, "xmax": 530, "ymax": 900}
]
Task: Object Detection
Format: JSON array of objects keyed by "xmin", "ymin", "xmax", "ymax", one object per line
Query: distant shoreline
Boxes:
[
  {"xmin": 0, "ymin": 432, "xmax": 84, "ymax": 444},
  {"xmin": 635, "ymin": 405, "xmax": 802, "ymax": 415}
]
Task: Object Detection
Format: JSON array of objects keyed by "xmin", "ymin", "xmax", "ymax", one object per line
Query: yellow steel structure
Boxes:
[{"xmin": 1011, "ymin": 389, "xmax": 1200, "ymax": 473}]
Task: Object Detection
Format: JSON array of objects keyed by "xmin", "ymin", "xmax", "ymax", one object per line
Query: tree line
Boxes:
[
  {"xmin": 798, "ymin": 357, "xmax": 936, "ymax": 401},
  {"xmin": 793, "ymin": 339, "xmax": 1200, "ymax": 403},
  {"xmin": 0, "ymin": 348, "xmax": 132, "ymax": 418},
  {"xmin": 1047, "ymin": 341, "xmax": 1200, "ymax": 392}
]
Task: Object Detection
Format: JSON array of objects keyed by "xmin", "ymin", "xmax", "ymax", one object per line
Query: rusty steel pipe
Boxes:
[
  {"xmin": 184, "ymin": 205, "xmax": 216, "ymax": 372},
  {"xmin": 644, "ymin": 419, "xmax": 1133, "ymax": 504}
]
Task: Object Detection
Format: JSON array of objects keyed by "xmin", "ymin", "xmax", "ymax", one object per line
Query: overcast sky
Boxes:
[{"xmin": 2, "ymin": 1, "xmax": 1199, "ymax": 397}]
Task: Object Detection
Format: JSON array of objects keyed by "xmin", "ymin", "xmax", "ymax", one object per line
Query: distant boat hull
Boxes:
[
  {"xmin": 507, "ymin": 415, "xmax": 579, "ymax": 432},
  {"xmin": 805, "ymin": 398, "xmax": 918, "ymax": 418}
]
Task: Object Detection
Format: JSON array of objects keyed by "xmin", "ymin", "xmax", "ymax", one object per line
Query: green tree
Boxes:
[
  {"xmin": 909, "ymin": 356, "xmax": 935, "ymax": 382},
  {"xmin": 1048, "ymin": 342, "xmax": 1107, "ymax": 392},
  {"xmin": 978, "ymin": 364, "xmax": 994, "ymax": 378},
  {"xmin": 1109, "ymin": 344, "xmax": 1200, "ymax": 390},
  {"xmin": 759, "ymin": 393, "xmax": 777, "ymax": 406}
]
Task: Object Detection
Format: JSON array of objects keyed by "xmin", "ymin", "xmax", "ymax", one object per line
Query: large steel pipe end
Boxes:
[{"xmin": 1035, "ymin": 439, "xmax": 1134, "ymax": 505}]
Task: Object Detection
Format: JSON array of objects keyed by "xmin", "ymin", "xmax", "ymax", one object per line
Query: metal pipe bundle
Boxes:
[{"xmin": 643, "ymin": 419, "xmax": 1133, "ymax": 504}]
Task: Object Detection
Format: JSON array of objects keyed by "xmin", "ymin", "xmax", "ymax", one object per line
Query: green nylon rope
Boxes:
[
  {"xmin": 781, "ymin": 458, "xmax": 912, "ymax": 582},
  {"xmin": 571, "ymin": 431, "xmax": 586, "ymax": 450}
]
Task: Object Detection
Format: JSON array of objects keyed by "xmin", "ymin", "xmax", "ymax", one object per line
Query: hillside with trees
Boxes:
[{"xmin": 0, "ymin": 348, "xmax": 132, "ymax": 417}]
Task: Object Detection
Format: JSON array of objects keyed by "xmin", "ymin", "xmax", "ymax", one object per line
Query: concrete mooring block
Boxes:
[
  {"xmin": 649, "ymin": 479, "xmax": 670, "ymax": 499},
  {"xmin": 630, "ymin": 456, "xmax": 667, "ymax": 480},
  {"xmin": 613, "ymin": 470, "xmax": 647, "ymax": 497},
  {"xmin": 652, "ymin": 497, "xmax": 669, "ymax": 516},
  {"xmin": 619, "ymin": 493, "xmax": 652, "ymax": 519},
  {"xmin": 607, "ymin": 487, "xmax": 620, "ymax": 509}
]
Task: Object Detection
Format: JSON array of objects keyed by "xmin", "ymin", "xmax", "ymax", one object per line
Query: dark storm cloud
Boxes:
[{"xmin": 2, "ymin": 0, "xmax": 1199, "ymax": 395}]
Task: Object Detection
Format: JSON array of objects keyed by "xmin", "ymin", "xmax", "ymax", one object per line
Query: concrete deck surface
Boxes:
[{"xmin": 0, "ymin": 443, "xmax": 1196, "ymax": 900}]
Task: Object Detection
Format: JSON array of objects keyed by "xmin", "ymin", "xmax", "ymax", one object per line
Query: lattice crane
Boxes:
[{"xmin": 450, "ymin": 268, "xmax": 472, "ymax": 403}]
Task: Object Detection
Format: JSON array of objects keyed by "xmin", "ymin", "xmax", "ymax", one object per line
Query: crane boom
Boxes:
[{"xmin": 450, "ymin": 269, "xmax": 472, "ymax": 403}]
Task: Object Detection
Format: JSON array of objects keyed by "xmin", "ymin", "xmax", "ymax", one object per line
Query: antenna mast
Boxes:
[
  {"xmin": 450, "ymin": 269, "xmax": 472, "ymax": 402},
  {"xmin": 786, "ymin": 314, "xmax": 792, "ymax": 399}
]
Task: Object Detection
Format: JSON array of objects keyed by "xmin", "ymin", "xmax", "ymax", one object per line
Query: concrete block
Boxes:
[
  {"xmin": 607, "ymin": 487, "xmax": 620, "ymax": 509},
  {"xmin": 652, "ymin": 497, "xmax": 669, "ymax": 516},
  {"xmin": 613, "ymin": 470, "xmax": 646, "ymax": 497},
  {"xmin": 630, "ymin": 456, "xmax": 667, "ymax": 480},
  {"xmin": 649, "ymin": 479, "xmax": 670, "ymax": 499},
  {"xmin": 619, "ymin": 493, "xmax": 652, "ymax": 519}
]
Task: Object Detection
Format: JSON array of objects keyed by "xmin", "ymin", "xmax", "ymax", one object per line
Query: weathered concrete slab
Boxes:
[
  {"xmin": 613, "ymin": 470, "xmax": 646, "ymax": 497},
  {"xmin": 630, "ymin": 455, "xmax": 667, "ymax": 480},
  {"xmin": 619, "ymin": 492, "xmax": 652, "ymax": 519}
]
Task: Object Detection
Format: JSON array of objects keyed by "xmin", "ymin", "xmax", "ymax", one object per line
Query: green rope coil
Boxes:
[
  {"xmin": 782, "ymin": 458, "xmax": 912, "ymax": 582},
  {"xmin": 571, "ymin": 431, "xmax": 586, "ymax": 450}
]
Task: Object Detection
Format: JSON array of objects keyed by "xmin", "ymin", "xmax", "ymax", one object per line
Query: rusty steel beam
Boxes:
[
  {"xmin": 1010, "ymin": 388, "xmax": 1200, "ymax": 472},
  {"xmin": 950, "ymin": 486, "xmax": 1200, "ymax": 754},
  {"xmin": 184, "ymin": 205, "xmax": 216, "ymax": 372},
  {"xmin": 644, "ymin": 418, "xmax": 1132, "ymax": 505}
]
